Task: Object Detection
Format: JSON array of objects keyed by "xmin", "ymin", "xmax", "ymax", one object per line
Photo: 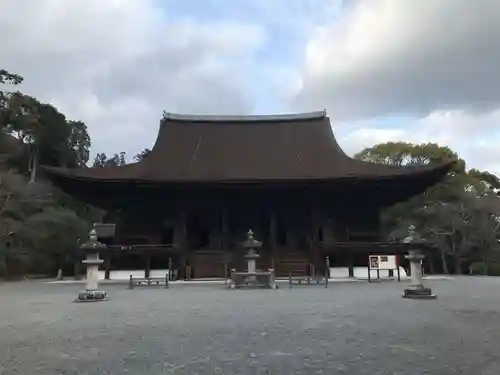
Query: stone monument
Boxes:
[
  {"xmin": 75, "ymin": 228, "xmax": 108, "ymax": 302},
  {"xmin": 241, "ymin": 229, "xmax": 262, "ymax": 284},
  {"xmin": 229, "ymin": 229, "xmax": 275, "ymax": 289},
  {"xmin": 402, "ymin": 225, "xmax": 436, "ymax": 299}
]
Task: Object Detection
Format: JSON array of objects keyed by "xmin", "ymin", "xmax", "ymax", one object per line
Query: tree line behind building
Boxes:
[{"xmin": 1, "ymin": 69, "xmax": 499, "ymax": 279}]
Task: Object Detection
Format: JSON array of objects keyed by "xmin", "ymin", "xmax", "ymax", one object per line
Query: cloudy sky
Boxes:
[{"xmin": 2, "ymin": 0, "xmax": 500, "ymax": 174}]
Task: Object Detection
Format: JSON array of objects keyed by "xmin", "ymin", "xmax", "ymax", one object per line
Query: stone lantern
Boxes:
[
  {"xmin": 75, "ymin": 229, "xmax": 108, "ymax": 302},
  {"xmin": 402, "ymin": 225, "xmax": 436, "ymax": 299},
  {"xmin": 241, "ymin": 229, "xmax": 262, "ymax": 282}
]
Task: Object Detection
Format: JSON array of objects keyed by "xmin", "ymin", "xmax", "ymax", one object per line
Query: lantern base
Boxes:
[
  {"xmin": 75, "ymin": 289, "xmax": 108, "ymax": 302},
  {"xmin": 403, "ymin": 287, "xmax": 436, "ymax": 299}
]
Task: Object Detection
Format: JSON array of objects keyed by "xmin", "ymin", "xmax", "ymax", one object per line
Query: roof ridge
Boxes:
[{"xmin": 161, "ymin": 110, "xmax": 327, "ymax": 123}]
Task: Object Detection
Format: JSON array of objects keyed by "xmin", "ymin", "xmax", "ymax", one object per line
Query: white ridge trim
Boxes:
[{"xmin": 162, "ymin": 110, "xmax": 327, "ymax": 122}]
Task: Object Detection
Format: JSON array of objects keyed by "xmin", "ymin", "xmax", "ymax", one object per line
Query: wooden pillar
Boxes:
[
  {"xmin": 104, "ymin": 252, "xmax": 111, "ymax": 280},
  {"xmin": 105, "ymin": 208, "xmax": 121, "ymax": 243},
  {"xmin": 221, "ymin": 210, "xmax": 230, "ymax": 276},
  {"xmin": 285, "ymin": 213, "xmax": 296, "ymax": 250},
  {"xmin": 375, "ymin": 209, "xmax": 382, "ymax": 241},
  {"xmin": 324, "ymin": 218, "xmax": 334, "ymax": 246},
  {"xmin": 208, "ymin": 212, "xmax": 221, "ymax": 249},
  {"xmin": 348, "ymin": 258, "xmax": 355, "ymax": 277},
  {"xmin": 346, "ymin": 224, "xmax": 355, "ymax": 277},
  {"xmin": 311, "ymin": 209, "xmax": 321, "ymax": 274},
  {"xmin": 102, "ymin": 209, "xmax": 119, "ymax": 279},
  {"xmin": 174, "ymin": 210, "xmax": 188, "ymax": 279},
  {"xmin": 221, "ymin": 210, "xmax": 229, "ymax": 250},
  {"xmin": 144, "ymin": 253, "xmax": 151, "ymax": 278},
  {"xmin": 269, "ymin": 210, "xmax": 277, "ymax": 270}
]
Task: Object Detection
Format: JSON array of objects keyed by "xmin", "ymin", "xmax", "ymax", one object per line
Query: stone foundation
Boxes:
[
  {"xmin": 75, "ymin": 290, "xmax": 108, "ymax": 302},
  {"xmin": 403, "ymin": 287, "xmax": 436, "ymax": 299},
  {"xmin": 230, "ymin": 269, "xmax": 276, "ymax": 289}
]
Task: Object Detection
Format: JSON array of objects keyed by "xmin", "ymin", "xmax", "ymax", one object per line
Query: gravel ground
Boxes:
[{"xmin": 0, "ymin": 277, "xmax": 499, "ymax": 375}]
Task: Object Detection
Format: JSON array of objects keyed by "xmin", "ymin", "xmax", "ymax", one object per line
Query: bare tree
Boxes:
[{"xmin": 423, "ymin": 195, "xmax": 478, "ymax": 274}]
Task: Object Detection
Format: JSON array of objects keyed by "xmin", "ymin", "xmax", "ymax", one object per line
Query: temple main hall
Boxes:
[{"xmin": 43, "ymin": 111, "xmax": 453, "ymax": 279}]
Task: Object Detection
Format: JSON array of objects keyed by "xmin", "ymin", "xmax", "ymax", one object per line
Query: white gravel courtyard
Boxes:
[{"xmin": 0, "ymin": 277, "xmax": 498, "ymax": 375}]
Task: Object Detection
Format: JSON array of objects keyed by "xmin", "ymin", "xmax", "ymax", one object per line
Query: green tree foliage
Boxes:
[
  {"xmin": 92, "ymin": 153, "xmax": 108, "ymax": 167},
  {"xmin": 355, "ymin": 142, "xmax": 461, "ymax": 239},
  {"xmin": 0, "ymin": 69, "xmax": 23, "ymax": 85},
  {"xmin": 67, "ymin": 120, "xmax": 91, "ymax": 168},
  {"xmin": 355, "ymin": 141, "xmax": 463, "ymax": 167},
  {"xmin": 421, "ymin": 187, "xmax": 500, "ymax": 274},
  {"xmin": 92, "ymin": 151, "xmax": 127, "ymax": 167},
  {"xmin": 0, "ymin": 170, "xmax": 89, "ymax": 277},
  {"xmin": 0, "ymin": 69, "xmax": 93, "ymax": 278},
  {"xmin": 92, "ymin": 148, "xmax": 150, "ymax": 166},
  {"xmin": 468, "ymin": 169, "xmax": 500, "ymax": 191},
  {"xmin": 1, "ymin": 71, "xmax": 41, "ymax": 176},
  {"xmin": 91, "ymin": 148, "xmax": 152, "ymax": 167},
  {"xmin": 22, "ymin": 206, "xmax": 88, "ymax": 275},
  {"xmin": 134, "ymin": 148, "xmax": 151, "ymax": 162},
  {"xmin": 7, "ymin": 97, "xmax": 92, "ymax": 181},
  {"xmin": 357, "ymin": 141, "xmax": 500, "ymax": 274},
  {"xmin": 0, "ymin": 134, "xmax": 23, "ymax": 166},
  {"xmin": 1, "ymin": 71, "xmax": 91, "ymax": 182},
  {"xmin": 0, "ymin": 69, "xmax": 24, "ymax": 130},
  {"xmin": 25, "ymin": 100, "xmax": 85, "ymax": 168}
]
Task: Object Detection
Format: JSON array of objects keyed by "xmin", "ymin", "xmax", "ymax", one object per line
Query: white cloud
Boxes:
[
  {"xmin": 0, "ymin": 0, "xmax": 266, "ymax": 158},
  {"xmin": 294, "ymin": 0, "xmax": 500, "ymax": 121},
  {"xmin": 198, "ymin": 0, "xmax": 342, "ymax": 33},
  {"xmin": 340, "ymin": 127, "xmax": 407, "ymax": 154},
  {"xmin": 337, "ymin": 109, "xmax": 500, "ymax": 175},
  {"xmin": 3, "ymin": 0, "xmax": 499, "ymax": 176},
  {"xmin": 292, "ymin": 0, "xmax": 500, "ymax": 175}
]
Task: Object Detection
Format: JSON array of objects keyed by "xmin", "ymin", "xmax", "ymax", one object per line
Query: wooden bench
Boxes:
[
  {"xmin": 288, "ymin": 269, "xmax": 329, "ymax": 288},
  {"xmin": 128, "ymin": 274, "xmax": 169, "ymax": 289},
  {"xmin": 288, "ymin": 274, "xmax": 310, "ymax": 285}
]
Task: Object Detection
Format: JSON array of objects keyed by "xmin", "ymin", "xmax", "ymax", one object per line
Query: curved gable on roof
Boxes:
[{"xmin": 42, "ymin": 111, "xmax": 455, "ymax": 184}]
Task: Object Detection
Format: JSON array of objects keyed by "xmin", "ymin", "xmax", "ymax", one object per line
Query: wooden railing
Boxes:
[{"xmin": 108, "ymin": 244, "xmax": 178, "ymax": 253}]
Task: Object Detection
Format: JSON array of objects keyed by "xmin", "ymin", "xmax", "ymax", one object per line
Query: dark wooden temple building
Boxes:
[{"xmin": 43, "ymin": 111, "xmax": 453, "ymax": 279}]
